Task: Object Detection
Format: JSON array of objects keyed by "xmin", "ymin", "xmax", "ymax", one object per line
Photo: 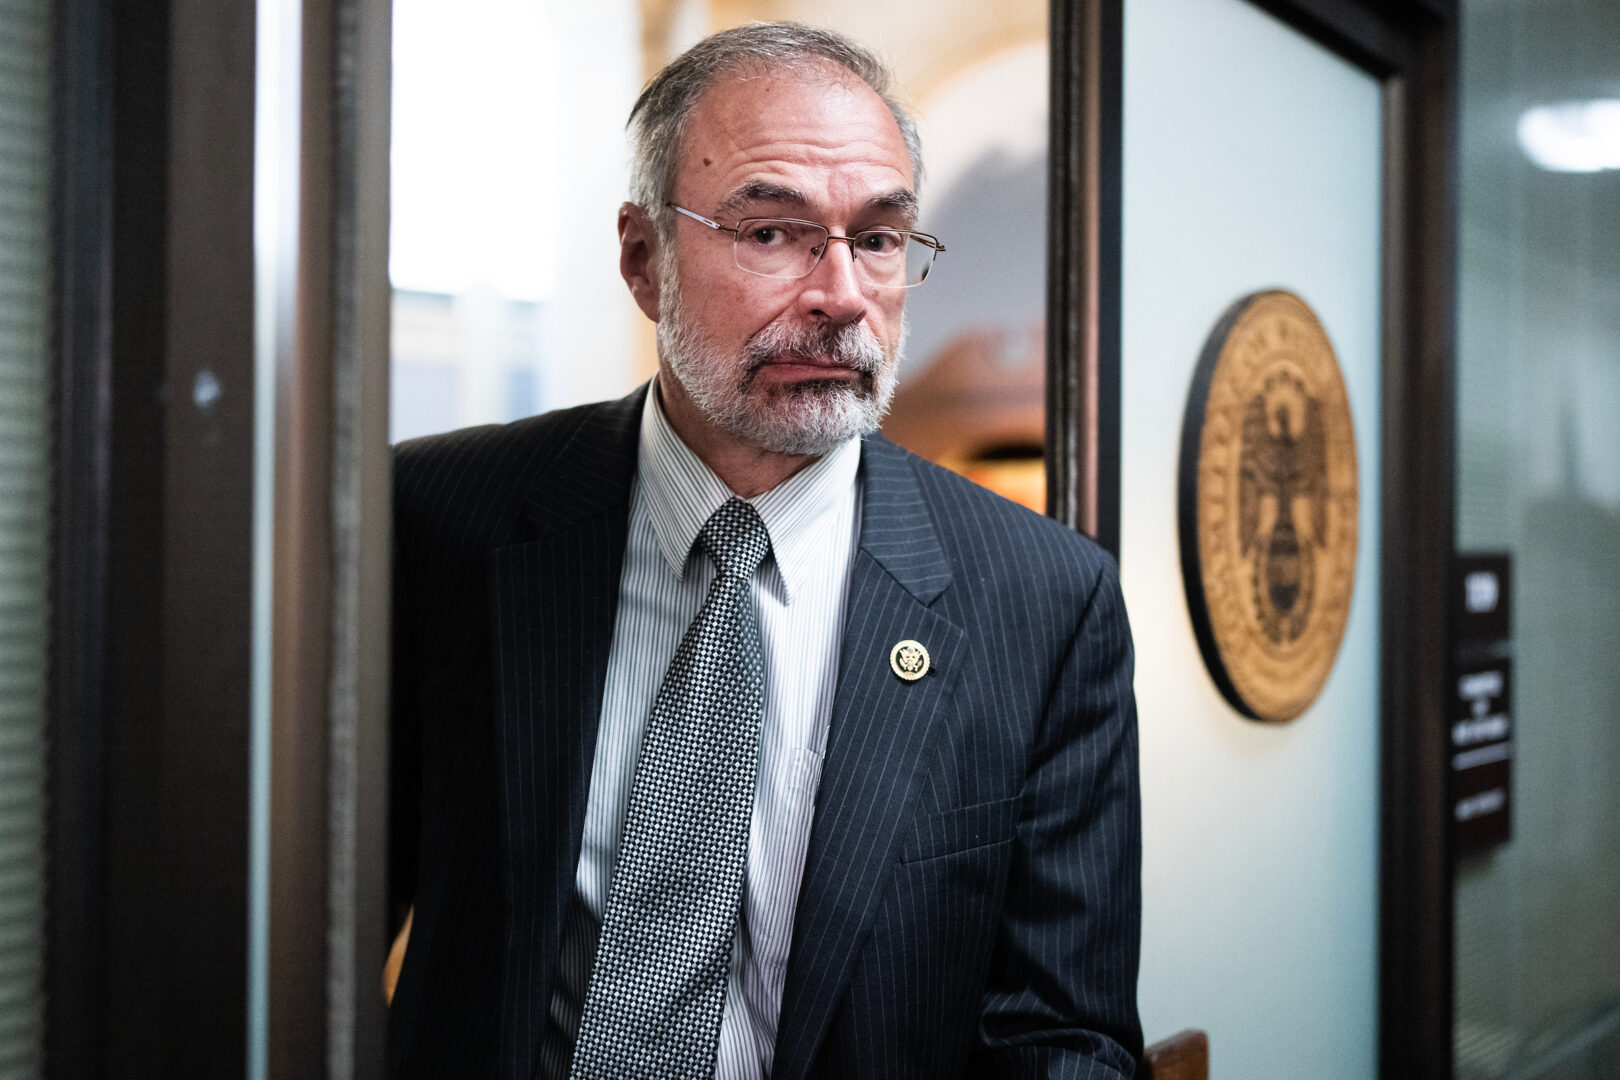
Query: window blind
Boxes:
[{"xmin": 0, "ymin": 0, "xmax": 51, "ymax": 1075}]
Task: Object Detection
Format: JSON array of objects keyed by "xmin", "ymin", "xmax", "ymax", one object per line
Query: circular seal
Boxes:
[
  {"xmin": 1178, "ymin": 289, "xmax": 1359, "ymax": 723},
  {"xmin": 889, "ymin": 639, "xmax": 931, "ymax": 682}
]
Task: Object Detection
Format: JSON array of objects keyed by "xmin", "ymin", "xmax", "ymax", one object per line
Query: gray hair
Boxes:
[{"xmin": 627, "ymin": 22, "xmax": 923, "ymax": 240}]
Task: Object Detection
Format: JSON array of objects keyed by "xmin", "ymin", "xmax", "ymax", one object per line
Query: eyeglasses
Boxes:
[{"xmin": 665, "ymin": 203, "xmax": 945, "ymax": 289}]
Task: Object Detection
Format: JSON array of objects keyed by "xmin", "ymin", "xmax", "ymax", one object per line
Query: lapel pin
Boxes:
[{"xmin": 889, "ymin": 639, "xmax": 930, "ymax": 682}]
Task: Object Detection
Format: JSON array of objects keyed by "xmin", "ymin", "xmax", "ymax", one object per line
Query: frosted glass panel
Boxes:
[
  {"xmin": 0, "ymin": 0, "xmax": 51, "ymax": 1075},
  {"xmin": 1121, "ymin": 0, "xmax": 1382, "ymax": 1075},
  {"xmin": 1453, "ymin": 0, "xmax": 1620, "ymax": 1075}
]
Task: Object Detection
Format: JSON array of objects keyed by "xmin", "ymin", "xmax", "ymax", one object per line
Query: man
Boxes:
[{"xmin": 389, "ymin": 22, "xmax": 1141, "ymax": 1079}]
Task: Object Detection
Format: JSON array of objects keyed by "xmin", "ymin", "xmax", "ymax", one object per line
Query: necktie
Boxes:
[{"xmin": 570, "ymin": 497, "xmax": 772, "ymax": 1079}]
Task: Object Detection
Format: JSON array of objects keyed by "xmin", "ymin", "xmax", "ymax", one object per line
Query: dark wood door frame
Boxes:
[
  {"xmin": 50, "ymin": 0, "xmax": 260, "ymax": 1074},
  {"xmin": 1048, "ymin": 1, "xmax": 1459, "ymax": 1076},
  {"xmin": 1048, "ymin": 0, "xmax": 1123, "ymax": 555},
  {"xmin": 47, "ymin": 0, "xmax": 393, "ymax": 1075},
  {"xmin": 48, "ymin": 0, "xmax": 117, "ymax": 1072}
]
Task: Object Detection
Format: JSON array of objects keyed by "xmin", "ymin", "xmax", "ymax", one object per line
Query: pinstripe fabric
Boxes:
[
  {"xmin": 389, "ymin": 384, "xmax": 1141, "ymax": 1080},
  {"xmin": 541, "ymin": 390, "xmax": 860, "ymax": 1078}
]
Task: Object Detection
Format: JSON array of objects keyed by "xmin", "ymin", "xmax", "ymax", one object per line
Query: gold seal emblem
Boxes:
[
  {"xmin": 889, "ymin": 640, "xmax": 930, "ymax": 682},
  {"xmin": 1178, "ymin": 290, "xmax": 1359, "ymax": 723}
]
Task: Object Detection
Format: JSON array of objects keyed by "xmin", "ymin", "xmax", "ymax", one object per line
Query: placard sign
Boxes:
[
  {"xmin": 1451, "ymin": 658, "xmax": 1512, "ymax": 848},
  {"xmin": 1455, "ymin": 553, "xmax": 1511, "ymax": 642},
  {"xmin": 1450, "ymin": 553, "xmax": 1513, "ymax": 851}
]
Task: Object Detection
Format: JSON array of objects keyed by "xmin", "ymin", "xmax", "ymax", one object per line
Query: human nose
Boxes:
[{"xmin": 798, "ymin": 234, "xmax": 867, "ymax": 324}]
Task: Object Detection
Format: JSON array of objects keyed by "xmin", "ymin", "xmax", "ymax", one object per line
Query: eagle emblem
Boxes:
[
  {"xmin": 889, "ymin": 639, "xmax": 931, "ymax": 681},
  {"xmin": 1179, "ymin": 290, "xmax": 1359, "ymax": 723},
  {"xmin": 1240, "ymin": 373, "xmax": 1329, "ymax": 645}
]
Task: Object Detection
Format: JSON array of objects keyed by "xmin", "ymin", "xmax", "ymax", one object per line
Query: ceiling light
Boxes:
[{"xmin": 1516, "ymin": 99, "xmax": 1620, "ymax": 173}]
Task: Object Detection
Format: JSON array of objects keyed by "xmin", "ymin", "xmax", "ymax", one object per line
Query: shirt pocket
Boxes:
[{"xmin": 898, "ymin": 794, "xmax": 1019, "ymax": 864}]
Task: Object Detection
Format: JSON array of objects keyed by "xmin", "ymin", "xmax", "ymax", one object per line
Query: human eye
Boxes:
[
  {"xmin": 855, "ymin": 229, "xmax": 905, "ymax": 256},
  {"xmin": 739, "ymin": 219, "xmax": 808, "ymax": 248}
]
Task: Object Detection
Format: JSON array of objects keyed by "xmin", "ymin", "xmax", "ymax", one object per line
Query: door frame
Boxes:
[{"xmin": 46, "ymin": 0, "xmax": 393, "ymax": 1075}]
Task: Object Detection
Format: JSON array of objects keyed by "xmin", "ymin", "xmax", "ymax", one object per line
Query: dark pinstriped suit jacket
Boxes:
[{"xmin": 388, "ymin": 384, "xmax": 1142, "ymax": 1079}]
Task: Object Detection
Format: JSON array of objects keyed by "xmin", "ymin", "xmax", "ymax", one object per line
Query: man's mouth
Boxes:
[
  {"xmin": 756, "ymin": 353, "xmax": 850, "ymax": 370},
  {"xmin": 736, "ymin": 318, "xmax": 889, "ymax": 397},
  {"xmin": 742, "ymin": 355, "xmax": 864, "ymax": 395}
]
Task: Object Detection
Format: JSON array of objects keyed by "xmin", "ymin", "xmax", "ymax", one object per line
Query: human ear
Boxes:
[{"xmin": 618, "ymin": 202, "xmax": 662, "ymax": 322}]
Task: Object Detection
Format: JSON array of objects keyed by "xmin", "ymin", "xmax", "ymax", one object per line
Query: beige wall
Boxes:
[{"xmin": 639, "ymin": 0, "xmax": 1044, "ymax": 111}]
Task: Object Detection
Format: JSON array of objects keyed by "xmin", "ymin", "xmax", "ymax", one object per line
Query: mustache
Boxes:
[{"xmin": 743, "ymin": 320, "xmax": 886, "ymax": 376}]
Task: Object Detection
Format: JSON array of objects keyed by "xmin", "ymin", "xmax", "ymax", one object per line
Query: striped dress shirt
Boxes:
[{"xmin": 540, "ymin": 386, "xmax": 862, "ymax": 1079}]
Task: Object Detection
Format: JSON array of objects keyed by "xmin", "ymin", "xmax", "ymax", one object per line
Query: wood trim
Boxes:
[
  {"xmin": 265, "ymin": 0, "xmax": 394, "ymax": 1074},
  {"xmin": 1046, "ymin": 0, "xmax": 1122, "ymax": 557},
  {"xmin": 325, "ymin": 0, "xmax": 394, "ymax": 1072},
  {"xmin": 1248, "ymin": 0, "xmax": 1414, "ymax": 74},
  {"xmin": 93, "ymin": 0, "xmax": 260, "ymax": 1071},
  {"xmin": 265, "ymin": 0, "xmax": 337, "ymax": 1068},
  {"xmin": 1374, "ymin": 24, "xmax": 1459, "ymax": 1079},
  {"xmin": 148, "ymin": 0, "xmax": 260, "ymax": 1064},
  {"xmin": 1140, "ymin": 1029, "xmax": 1210, "ymax": 1080}
]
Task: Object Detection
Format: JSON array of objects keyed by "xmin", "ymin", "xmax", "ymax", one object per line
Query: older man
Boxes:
[{"xmin": 388, "ymin": 22, "xmax": 1141, "ymax": 1080}]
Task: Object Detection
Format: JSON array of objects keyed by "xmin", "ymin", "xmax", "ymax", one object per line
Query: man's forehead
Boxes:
[{"xmin": 674, "ymin": 63, "xmax": 914, "ymax": 204}]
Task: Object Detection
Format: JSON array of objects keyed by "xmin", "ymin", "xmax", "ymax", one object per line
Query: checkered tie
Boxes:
[{"xmin": 569, "ymin": 498, "xmax": 772, "ymax": 1079}]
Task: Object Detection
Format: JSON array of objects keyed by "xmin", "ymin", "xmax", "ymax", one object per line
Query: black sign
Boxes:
[
  {"xmin": 1449, "ymin": 553, "xmax": 1513, "ymax": 852},
  {"xmin": 1450, "ymin": 657, "xmax": 1512, "ymax": 850},
  {"xmin": 1452, "ymin": 552, "xmax": 1511, "ymax": 644}
]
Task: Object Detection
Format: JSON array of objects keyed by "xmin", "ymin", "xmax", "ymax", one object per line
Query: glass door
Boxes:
[{"xmin": 1120, "ymin": 0, "xmax": 1384, "ymax": 1073}]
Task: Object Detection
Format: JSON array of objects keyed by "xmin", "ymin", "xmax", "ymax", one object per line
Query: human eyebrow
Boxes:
[
  {"xmin": 863, "ymin": 189, "xmax": 920, "ymax": 227},
  {"xmin": 716, "ymin": 180, "xmax": 809, "ymax": 219}
]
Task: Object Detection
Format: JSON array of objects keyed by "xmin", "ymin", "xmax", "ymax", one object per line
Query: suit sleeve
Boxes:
[
  {"xmin": 388, "ymin": 457, "xmax": 422, "ymax": 934},
  {"xmin": 968, "ymin": 558, "xmax": 1143, "ymax": 1078}
]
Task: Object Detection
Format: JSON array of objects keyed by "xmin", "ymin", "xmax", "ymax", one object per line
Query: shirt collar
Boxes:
[{"xmin": 638, "ymin": 382, "xmax": 861, "ymax": 604}]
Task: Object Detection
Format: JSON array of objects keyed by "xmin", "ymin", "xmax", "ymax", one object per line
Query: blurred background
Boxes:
[{"xmin": 387, "ymin": 0, "xmax": 1052, "ymax": 509}]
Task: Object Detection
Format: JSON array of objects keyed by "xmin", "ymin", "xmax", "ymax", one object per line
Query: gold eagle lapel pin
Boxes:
[{"xmin": 889, "ymin": 639, "xmax": 930, "ymax": 682}]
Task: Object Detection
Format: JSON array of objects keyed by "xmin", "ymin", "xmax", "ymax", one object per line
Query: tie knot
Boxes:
[{"xmin": 698, "ymin": 498, "xmax": 771, "ymax": 581}]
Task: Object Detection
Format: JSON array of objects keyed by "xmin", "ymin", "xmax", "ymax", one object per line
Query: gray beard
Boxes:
[{"xmin": 656, "ymin": 263, "xmax": 903, "ymax": 457}]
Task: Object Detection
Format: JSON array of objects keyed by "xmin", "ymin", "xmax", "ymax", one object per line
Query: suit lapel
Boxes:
[
  {"xmin": 773, "ymin": 437, "xmax": 963, "ymax": 1080},
  {"xmin": 487, "ymin": 386, "xmax": 644, "ymax": 1078}
]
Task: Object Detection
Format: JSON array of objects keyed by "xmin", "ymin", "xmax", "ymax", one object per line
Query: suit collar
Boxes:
[
  {"xmin": 852, "ymin": 433, "xmax": 953, "ymax": 604},
  {"xmin": 517, "ymin": 382, "xmax": 646, "ymax": 539}
]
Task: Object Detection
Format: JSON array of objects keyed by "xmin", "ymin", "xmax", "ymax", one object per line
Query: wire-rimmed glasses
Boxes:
[{"xmin": 666, "ymin": 203, "xmax": 945, "ymax": 288}]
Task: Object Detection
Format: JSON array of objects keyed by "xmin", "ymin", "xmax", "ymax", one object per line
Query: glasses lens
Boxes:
[
  {"xmin": 901, "ymin": 235, "xmax": 937, "ymax": 288},
  {"xmin": 850, "ymin": 230, "xmax": 908, "ymax": 287},
  {"xmin": 731, "ymin": 219, "xmax": 941, "ymax": 287},
  {"xmin": 734, "ymin": 219, "xmax": 825, "ymax": 278},
  {"xmin": 853, "ymin": 232, "xmax": 938, "ymax": 289}
]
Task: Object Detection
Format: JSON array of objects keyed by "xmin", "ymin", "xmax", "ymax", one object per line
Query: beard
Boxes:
[{"xmin": 655, "ymin": 258, "xmax": 903, "ymax": 457}]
